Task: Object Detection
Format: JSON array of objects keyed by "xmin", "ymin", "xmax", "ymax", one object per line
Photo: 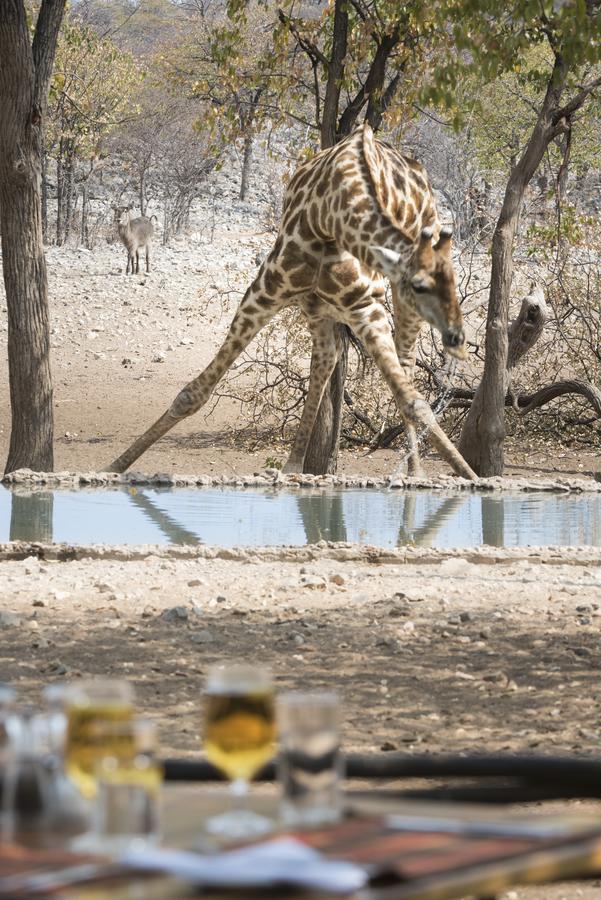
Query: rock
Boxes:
[
  {"xmin": 47, "ymin": 661, "xmax": 69, "ymax": 675},
  {"xmin": 152, "ymin": 353, "xmax": 165, "ymax": 363},
  {"xmin": 376, "ymin": 637, "xmax": 401, "ymax": 651},
  {"xmin": 388, "ymin": 606, "xmax": 409, "ymax": 617},
  {"xmin": 161, "ymin": 606, "xmax": 189, "ymax": 622},
  {"xmin": 187, "ymin": 579, "xmax": 204, "ymax": 587},
  {"xmin": 190, "ymin": 629, "xmax": 215, "ymax": 644},
  {"xmin": 95, "ymin": 582, "xmax": 115, "ymax": 593},
  {"xmin": 459, "ymin": 611, "xmax": 474, "ymax": 623},
  {"xmin": 438, "ymin": 558, "xmax": 474, "ymax": 576},
  {"xmin": 300, "ymin": 576, "xmax": 326, "ymax": 590},
  {"xmin": 0, "ymin": 612, "xmax": 22, "ymax": 628},
  {"xmin": 380, "ymin": 741, "xmax": 397, "ymax": 752},
  {"xmin": 329, "ymin": 574, "xmax": 345, "ymax": 586},
  {"xmin": 32, "ymin": 598, "xmax": 47, "ymax": 608},
  {"xmin": 483, "ymin": 671, "xmax": 509, "ymax": 685}
]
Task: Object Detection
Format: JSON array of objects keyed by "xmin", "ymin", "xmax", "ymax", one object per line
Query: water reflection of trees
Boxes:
[
  {"xmin": 9, "ymin": 491, "xmax": 54, "ymax": 542},
  {"xmin": 5, "ymin": 487, "xmax": 201, "ymax": 546},
  {"xmin": 6, "ymin": 485, "xmax": 601, "ymax": 550},
  {"xmin": 296, "ymin": 493, "xmax": 348, "ymax": 544}
]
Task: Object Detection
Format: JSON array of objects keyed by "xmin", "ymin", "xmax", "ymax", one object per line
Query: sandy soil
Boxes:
[{"xmin": 2, "ymin": 198, "xmax": 601, "ymax": 897}]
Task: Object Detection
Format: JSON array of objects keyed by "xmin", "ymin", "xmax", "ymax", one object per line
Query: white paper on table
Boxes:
[{"xmin": 120, "ymin": 837, "xmax": 368, "ymax": 893}]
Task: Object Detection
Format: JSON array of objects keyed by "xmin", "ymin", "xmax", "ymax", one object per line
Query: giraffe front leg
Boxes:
[
  {"xmin": 349, "ymin": 307, "xmax": 477, "ymax": 482},
  {"xmin": 390, "ymin": 285, "xmax": 424, "ymax": 476},
  {"xmin": 282, "ymin": 317, "xmax": 341, "ymax": 474},
  {"xmin": 405, "ymin": 424, "xmax": 424, "ymax": 477},
  {"xmin": 104, "ymin": 289, "xmax": 287, "ymax": 473}
]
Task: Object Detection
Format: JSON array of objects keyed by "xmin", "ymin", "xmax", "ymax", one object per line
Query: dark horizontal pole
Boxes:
[{"xmin": 163, "ymin": 752, "xmax": 601, "ymax": 796}]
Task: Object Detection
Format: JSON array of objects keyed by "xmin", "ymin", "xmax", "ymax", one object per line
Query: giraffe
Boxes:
[{"xmin": 106, "ymin": 124, "xmax": 477, "ymax": 481}]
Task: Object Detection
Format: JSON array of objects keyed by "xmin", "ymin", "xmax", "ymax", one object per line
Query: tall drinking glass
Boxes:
[
  {"xmin": 202, "ymin": 663, "xmax": 275, "ymax": 838},
  {"xmin": 278, "ymin": 692, "xmax": 343, "ymax": 826},
  {"xmin": 64, "ymin": 679, "xmax": 134, "ymax": 799}
]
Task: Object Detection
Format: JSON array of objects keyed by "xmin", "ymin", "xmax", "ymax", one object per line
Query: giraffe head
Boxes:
[{"xmin": 371, "ymin": 227, "xmax": 467, "ymax": 360}]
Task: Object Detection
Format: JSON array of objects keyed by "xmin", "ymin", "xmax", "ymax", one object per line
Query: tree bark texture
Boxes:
[
  {"xmin": 0, "ymin": 0, "xmax": 66, "ymax": 474},
  {"xmin": 458, "ymin": 55, "xmax": 568, "ymax": 476},
  {"xmin": 303, "ymin": 333, "xmax": 348, "ymax": 474}
]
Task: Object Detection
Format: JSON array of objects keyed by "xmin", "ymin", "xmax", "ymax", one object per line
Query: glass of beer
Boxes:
[
  {"xmin": 64, "ymin": 679, "xmax": 134, "ymax": 800},
  {"xmin": 203, "ymin": 663, "xmax": 275, "ymax": 838}
]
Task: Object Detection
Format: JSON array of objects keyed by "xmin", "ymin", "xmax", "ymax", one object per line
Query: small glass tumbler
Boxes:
[
  {"xmin": 75, "ymin": 718, "xmax": 162, "ymax": 853},
  {"xmin": 95, "ymin": 718, "xmax": 161, "ymax": 851},
  {"xmin": 277, "ymin": 692, "xmax": 343, "ymax": 828}
]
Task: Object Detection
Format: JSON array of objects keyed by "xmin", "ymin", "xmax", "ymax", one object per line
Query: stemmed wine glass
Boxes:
[{"xmin": 202, "ymin": 663, "xmax": 275, "ymax": 839}]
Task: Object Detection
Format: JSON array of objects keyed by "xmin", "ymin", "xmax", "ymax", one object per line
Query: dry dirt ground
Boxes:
[{"xmin": 2, "ymin": 216, "xmax": 601, "ymax": 896}]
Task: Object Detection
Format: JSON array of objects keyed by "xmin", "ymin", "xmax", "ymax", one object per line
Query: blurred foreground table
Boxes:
[{"xmin": 5, "ymin": 785, "xmax": 601, "ymax": 899}]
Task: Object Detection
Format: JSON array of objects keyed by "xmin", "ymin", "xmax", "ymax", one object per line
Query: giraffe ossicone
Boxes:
[{"xmin": 106, "ymin": 124, "xmax": 477, "ymax": 481}]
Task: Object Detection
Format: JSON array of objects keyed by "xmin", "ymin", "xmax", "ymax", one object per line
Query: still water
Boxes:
[{"xmin": 1, "ymin": 486, "xmax": 601, "ymax": 548}]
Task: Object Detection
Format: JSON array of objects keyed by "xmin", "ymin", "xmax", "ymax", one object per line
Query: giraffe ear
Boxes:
[
  {"xmin": 435, "ymin": 226, "xmax": 453, "ymax": 251},
  {"xmin": 371, "ymin": 246, "xmax": 402, "ymax": 274}
]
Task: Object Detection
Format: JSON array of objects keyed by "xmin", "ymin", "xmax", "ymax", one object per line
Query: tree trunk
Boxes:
[
  {"xmin": 303, "ymin": 332, "xmax": 348, "ymax": 474},
  {"xmin": 302, "ymin": 0, "xmax": 349, "ymax": 474},
  {"xmin": 56, "ymin": 139, "xmax": 64, "ymax": 244},
  {"xmin": 0, "ymin": 0, "xmax": 66, "ymax": 474},
  {"xmin": 320, "ymin": 0, "xmax": 347, "ymax": 148},
  {"xmin": 139, "ymin": 167, "xmax": 146, "ymax": 216},
  {"xmin": 41, "ymin": 146, "xmax": 48, "ymax": 242},
  {"xmin": 81, "ymin": 181, "xmax": 89, "ymax": 247},
  {"xmin": 458, "ymin": 55, "xmax": 568, "ymax": 476},
  {"xmin": 63, "ymin": 146, "xmax": 75, "ymax": 244},
  {"xmin": 0, "ymin": 175, "xmax": 55, "ymax": 473},
  {"xmin": 239, "ymin": 134, "xmax": 253, "ymax": 201}
]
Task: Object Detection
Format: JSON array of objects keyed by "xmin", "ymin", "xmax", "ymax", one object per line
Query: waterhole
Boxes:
[{"xmin": 1, "ymin": 486, "xmax": 600, "ymax": 548}]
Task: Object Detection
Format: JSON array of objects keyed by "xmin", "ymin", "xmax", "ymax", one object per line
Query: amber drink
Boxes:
[
  {"xmin": 204, "ymin": 688, "xmax": 275, "ymax": 782},
  {"xmin": 202, "ymin": 664, "xmax": 275, "ymax": 837},
  {"xmin": 65, "ymin": 680, "xmax": 134, "ymax": 799}
]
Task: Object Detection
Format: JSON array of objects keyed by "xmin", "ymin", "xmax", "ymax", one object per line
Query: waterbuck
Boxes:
[{"xmin": 115, "ymin": 206, "xmax": 155, "ymax": 275}]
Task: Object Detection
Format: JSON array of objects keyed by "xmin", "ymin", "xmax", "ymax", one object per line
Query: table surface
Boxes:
[{"xmin": 6, "ymin": 785, "xmax": 601, "ymax": 900}]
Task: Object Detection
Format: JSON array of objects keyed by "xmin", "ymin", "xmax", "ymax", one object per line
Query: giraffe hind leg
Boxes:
[
  {"xmin": 282, "ymin": 316, "xmax": 341, "ymax": 474},
  {"xmin": 105, "ymin": 287, "xmax": 288, "ymax": 472}
]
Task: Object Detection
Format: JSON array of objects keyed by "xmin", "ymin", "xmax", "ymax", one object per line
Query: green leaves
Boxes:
[{"xmin": 47, "ymin": 17, "xmax": 142, "ymax": 157}]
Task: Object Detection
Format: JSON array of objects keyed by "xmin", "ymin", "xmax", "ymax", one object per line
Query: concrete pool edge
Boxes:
[
  {"xmin": 2, "ymin": 538, "xmax": 601, "ymax": 566},
  {"xmin": 2, "ymin": 468, "xmax": 601, "ymax": 494}
]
